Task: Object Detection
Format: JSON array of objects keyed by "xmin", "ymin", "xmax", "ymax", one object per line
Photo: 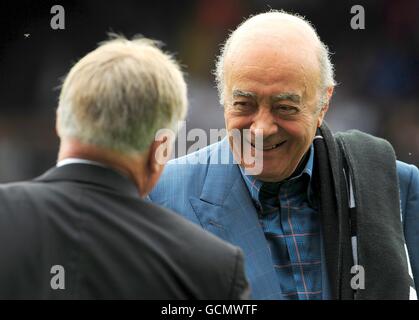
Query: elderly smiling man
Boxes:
[{"xmin": 150, "ymin": 11, "xmax": 419, "ymax": 300}]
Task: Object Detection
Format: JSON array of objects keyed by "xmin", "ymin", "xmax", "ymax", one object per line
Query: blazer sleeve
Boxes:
[{"xmin": 398, "ymin": 161, "xmax": 419, "ymax": 290}]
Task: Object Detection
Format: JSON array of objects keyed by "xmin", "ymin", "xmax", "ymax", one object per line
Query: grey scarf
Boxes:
[{"xmin": 313, "ymin": 123, "xmax": 413, "ymax": 299}]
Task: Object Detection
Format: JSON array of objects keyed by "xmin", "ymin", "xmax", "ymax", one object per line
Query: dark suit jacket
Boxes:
[{"xmin": 0, "ymin": 163, "xmax": 250, "ymax": 299}]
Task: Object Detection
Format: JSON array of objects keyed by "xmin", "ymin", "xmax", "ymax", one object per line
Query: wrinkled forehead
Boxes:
[
  {"xmin": 229, "ymin": 37, "xmax": 318, "ymax": 70},
  {"xmin": 224, "ymin": 38, "xmax": 321, "ymax": 100},
  {"xmin": 224, "ymin": 17, "xmax": 322, "ymax": 86}
]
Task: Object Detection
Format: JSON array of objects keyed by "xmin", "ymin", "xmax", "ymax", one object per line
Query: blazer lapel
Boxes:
[{"xmin": 189, "ymin": 138, "xmax": 283, "ymax": 299}]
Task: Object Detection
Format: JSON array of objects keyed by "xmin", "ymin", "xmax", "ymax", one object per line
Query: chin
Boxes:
[
  {"xmin": 259, "ymin": 162, "xmax": 291, "ymax": 180},
  {"xmin": 254, "ymin": 170, "xmax": 288, "ymax": 183}
]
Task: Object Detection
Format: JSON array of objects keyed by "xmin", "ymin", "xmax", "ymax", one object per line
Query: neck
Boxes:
[
  {"xmin": 288, "ymin": 148, "xmax": 310, "ymax": 180},
  {"xmin": 58, "ymin": 138, "xmax": 148, "ymax": 196}
]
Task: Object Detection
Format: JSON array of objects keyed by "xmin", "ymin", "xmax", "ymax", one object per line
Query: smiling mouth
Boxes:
[{"xmin": 250, "ymin": 140, "xmax": 287, "ymax": 151}]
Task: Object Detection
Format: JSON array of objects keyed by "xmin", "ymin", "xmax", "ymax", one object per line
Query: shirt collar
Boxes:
[{"xmin": 57, "ymin": 158, "xmax": 108, "ymax": 168}]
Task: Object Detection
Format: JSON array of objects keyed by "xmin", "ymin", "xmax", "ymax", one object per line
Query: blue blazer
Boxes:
[{"xmin": 150, "ymin": 138, "xmax": 419, "ymax": 299}]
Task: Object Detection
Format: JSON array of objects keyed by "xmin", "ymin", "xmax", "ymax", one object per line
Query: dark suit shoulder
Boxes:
[
  {"xmin": 0, "ymin": 177, "xmax": 249, "ymax": 299},
  {"xmin": 137, "ymin": 200, "xmax": 249, "ymax": 299}
]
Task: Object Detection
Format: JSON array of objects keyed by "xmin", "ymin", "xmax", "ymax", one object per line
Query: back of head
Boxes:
[{"xmin": 57, "ymin": 35, "xmax": 187, "ymax": 155}]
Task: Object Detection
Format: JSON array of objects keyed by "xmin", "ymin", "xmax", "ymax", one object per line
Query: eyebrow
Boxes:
[
  {"xmin": 232, "ymin": 89, "xmax": 257, "ymax": 100},
  {"xmin": 232, "ymin": 89, "xmax": 301, "ymax": 104},
  {"xmin": 271, "ymin": 93, "xmax": 301, "ymax": 104}
]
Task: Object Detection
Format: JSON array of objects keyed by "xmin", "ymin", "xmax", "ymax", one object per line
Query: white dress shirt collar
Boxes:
[{"xmin": 56, "ymin": 158, "xmax": 108, "ymax": 168}]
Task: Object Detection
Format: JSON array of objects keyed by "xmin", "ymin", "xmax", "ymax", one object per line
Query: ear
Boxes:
[
  {"xmin": 140, "ymin": 133, "xmax": 174, "ymax": 197},
  {"xmin": 317, "ymin": 86, "xmax": 334, "ymax": 128},
  {"xmin": 55, "ymin": 109, "xmax": 61, "ymax": 138}
]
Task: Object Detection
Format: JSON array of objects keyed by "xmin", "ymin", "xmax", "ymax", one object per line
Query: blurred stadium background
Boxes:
[{"xmin": 0, "ymin": 0, "xmax": 418, "ymax": 182}]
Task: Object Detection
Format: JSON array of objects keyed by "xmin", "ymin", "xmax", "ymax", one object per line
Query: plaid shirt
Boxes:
[{"xmin": 240, "ymin": 144, "xmax": 322, "ymax": 300}]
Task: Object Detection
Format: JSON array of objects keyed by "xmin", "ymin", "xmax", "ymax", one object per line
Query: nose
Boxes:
[{"xmin": 250, "ymin": 107, "xmax": 279, "ymax": 139}]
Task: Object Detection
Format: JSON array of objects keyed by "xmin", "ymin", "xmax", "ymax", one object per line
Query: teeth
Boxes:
[
  {"xmin": 263, "ymin": 144, "xmax": 279, "ymax": 150},
  {"xmin": 250, "ymin": 142, "xmax": 283, "ymax": 150}
]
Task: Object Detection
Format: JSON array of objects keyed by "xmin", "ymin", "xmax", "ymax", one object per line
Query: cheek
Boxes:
[
  {"xmin": 225, "ymin": 112, "xmax": 251, "ymax": 131},
  {"xmin": 277, "ymin": 116, "xmax": 314, "ymax": 140}
]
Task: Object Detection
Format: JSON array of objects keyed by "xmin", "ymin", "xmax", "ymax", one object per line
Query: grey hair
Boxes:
[
  {"xmin": 214, "ymin": 10, "xmax": 336, "ymax": 110},
  {"xmin": 57, "ymin": 34, "xmax": 187, "ymax": 154}
]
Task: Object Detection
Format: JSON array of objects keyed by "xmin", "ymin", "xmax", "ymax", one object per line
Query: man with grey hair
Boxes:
[
  {"xmin": 0, "ymin": 36, "xmax": 250, "ymax": 299},
  {"xmin": 150, "ymin": 11, "xmax": 419, "ymax": 299}
]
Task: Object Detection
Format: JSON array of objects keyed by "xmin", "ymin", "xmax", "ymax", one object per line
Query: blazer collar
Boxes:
[
  {"xmin": 199, "ymin": 137, "xmax": 240, "ymax": 205},
  {"xmin": 34, "ymin": 163, "xmax": 140, "ymax": 198}
]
